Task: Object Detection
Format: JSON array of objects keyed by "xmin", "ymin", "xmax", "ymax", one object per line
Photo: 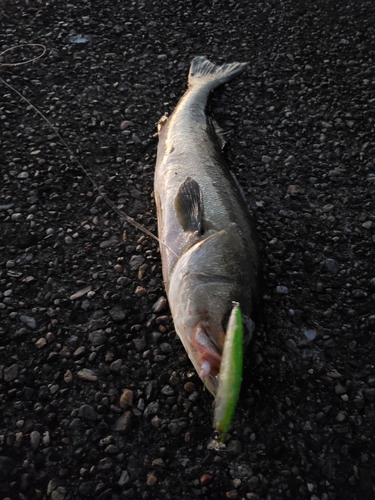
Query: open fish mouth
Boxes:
[{"xmin": 192, "ymin": 324, "xmax": 222, "ymax": 378}]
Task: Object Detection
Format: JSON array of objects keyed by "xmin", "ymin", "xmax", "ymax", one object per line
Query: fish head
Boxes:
[{"xmin": 168, "ymin": 230, "xmax": 252, "ymax": 396}]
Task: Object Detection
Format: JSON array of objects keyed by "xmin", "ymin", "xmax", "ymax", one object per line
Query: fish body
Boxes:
[{"xmin": 154, "ymin": 56, "xmax": 262, "ymax": 395}]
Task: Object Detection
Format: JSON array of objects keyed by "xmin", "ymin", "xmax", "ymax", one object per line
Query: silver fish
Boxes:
[{"xmin": 154, "ymin": 56, "xmax": 262, "ymax": 395}]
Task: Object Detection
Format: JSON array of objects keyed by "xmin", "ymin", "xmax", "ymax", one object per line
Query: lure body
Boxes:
[{"xmin": 213, "ymin": 303, "xmax": 243, "ymax": 441}]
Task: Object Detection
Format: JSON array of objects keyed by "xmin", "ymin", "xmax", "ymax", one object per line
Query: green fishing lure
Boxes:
[{"xmin": 213, "ymin": 302, "xmax": 243, "ymax": 442}]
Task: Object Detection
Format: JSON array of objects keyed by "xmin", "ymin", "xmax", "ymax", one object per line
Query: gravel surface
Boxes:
[{"xmin": 1, "ymin": 1, "xmax": 375, "ymax": 499}]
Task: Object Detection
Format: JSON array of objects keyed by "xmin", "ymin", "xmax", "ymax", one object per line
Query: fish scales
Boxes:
[{"xmin": 154, "ymin": 56, "xmax": 262, "ymax": 395}]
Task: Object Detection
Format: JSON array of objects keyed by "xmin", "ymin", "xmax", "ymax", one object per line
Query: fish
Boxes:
[{"xmin": 154, "ymin": 56, "xmax": 262, "ymax": 396}]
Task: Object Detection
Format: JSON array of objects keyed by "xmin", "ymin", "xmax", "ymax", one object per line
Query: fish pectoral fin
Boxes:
[{"xmin": 174, "ymin": 177, "xmax": 203, "ymax": 233}]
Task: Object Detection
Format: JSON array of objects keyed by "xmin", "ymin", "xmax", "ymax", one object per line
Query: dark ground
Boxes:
[{"xmin": 1, "ymin": 0, "xmax": 375, "ymax": 499}]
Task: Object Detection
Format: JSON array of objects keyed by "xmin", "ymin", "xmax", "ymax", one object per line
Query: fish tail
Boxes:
[{"xmin": 188, "ymin": 56, "xmax": 248, "ymax": 90}]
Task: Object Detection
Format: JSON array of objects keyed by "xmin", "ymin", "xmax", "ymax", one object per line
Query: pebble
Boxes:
[
  {"xmin": 151, "ymin": 416, "xmax": 161, "ymax": 428},
  {"xmin": 30, "ymin": 430, "xmax": 41, "ymax": 450},
  {"xmin": 325, "ymin": 258, "xmax": 340, "ymax": 274},
  {"xmin": 109, "ymin": 306, "xmax": 127, "ymax": 322},
  {"xmin": 77, "ymin": 369, "xmax": 98, "ymax": 382},
  {"xmin": 159, "ymin": 342, "xmax": 172, "ymax": 354},
  {"xmin": 19, "ymin": 314, "xmax": 37, "ymax": 330},
  {"xmin": 120, "ymin": 389, "xmax": 133, "ymax": 408},
  {"xmin": 35, "ymin": 338, "xmax": 47, "ymax": 349},
  {"xmin": 110, "ymin": 359, "xmax": 122, "ymax": 372},
  {"xmin": 284, "ymin": 155, "xmax": 297, "ymax": 165},
  {"xmin": 100, "ymin": 236, "xmax": 118, "ymax": 248},
  {"xmin": 118, "ymin": 470, "xmax": 131, "ymax": 486},
  {"xmin": 88, "ymin": 330, "xmax": 106, "ymax": 346},
  {"xmin": 147, "ymin": 473, "xmax": 158, "ymax": 486},
  {"xmin": 114, "ymin": 411, "xmax": 132, "ymax": 432},
  {"xmin": 4, "ymin": 363, "xmax": 18, "ymax": 382},
  {"xmin": 200, "ymin": 474, "xmax": 213, "ymax": 486},
  {"xmin": 303, "ymin": 329, "xmax": 317, "ymax": 341},
  {"xmin": 70, "ymin": 286, "xmax": 92, "ymax": 300},
  {"xmin": 276, "ymin": 286, "xmax": 288, "ymax": 294},
  {"xmin": 51, "ymin": 487, "xmax": 67, "ymax": 500},
  {"xmin": 152, "ymin": 296, "xmax": 168, "ymax": 313},
  {"xmin": 135, "ymin": 286, "xmax": 147, "ymax": 297},
  {"xmin": 64, "ymin": 370, "xmax": 73, "ymax": 383},
  {"xmin": 129, "ymin": 254, "xmax": 145, "ymax": 270},
  {"xmin": 120, "ymin": 120, "xmax": 134, "ymax": 129},
  {"xmin": 78, "ymin": 404, "xmax": 97, "ymax": 420},
  {"xmin": 261, "ymin": 155, "xmax": 272, "ymax": 163}
]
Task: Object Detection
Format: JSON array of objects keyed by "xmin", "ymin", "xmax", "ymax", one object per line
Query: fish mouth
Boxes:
[{"xmin": 192, "ymin": 324, "xmax": 223, "ymax": 379}]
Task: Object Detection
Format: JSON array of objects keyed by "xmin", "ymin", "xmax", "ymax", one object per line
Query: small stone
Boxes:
[
  {"xmin": 4, "ymin": 363, "xmax": 19, "ymax": 382},
  {"xmin": 285, "ymin": 339, "xmax": 297, "ymax": 352},
  {"xmin": 109, "ymin": 307, "xmax": 127, "ymax": 323},
  {"xmin": 161, "ymin": 385, "xmax": 174, "ymax": 396},
  {"xmin": 88, "ymin": 330, "xmax": 106, "ymax": 346},
  {"xmin": 336, "ymin": 413, "xmax": 346, "ymax": 422},
  {"xmin": 200, "ymin": 474, "xmax": 213, "ymax": 486},
  {"xmin": 261, "ymin": 155, "xmax": 272, "ymax": 163},
  {"xmin": 152, "ymin": 296, "xmax": 168, "ymax": 313},
  {"xmin": 64, "ymin": 370, "xmax": 73, "ymax": 383},
  {"xmin": 120, "ymin": 120, "xmax": 134, "ymax": 130},
  {"xmin": 335, "ymin": 383, "xmax": 347, "ymax": 395},
  {"xmin": 73, "ymin": 346, "xmax": 86, "ymax": 359},
  {"xmin": 138, "ymin": 263, "xmax": 148, "ymax": 279},
  {"xmin": 100, "ymin": 236, "xmax": 118, "ymax": 249},
  {"xmin": 35, "ymin": 338, "xmax": 47, "ymax": 349},
  {"xmin": 362, "ymin": 221, "xmax": 373, "ymax": 229},
  {"xmin": 184, "ymin": 381, "xmax": 195, "ymax": 393},
  {"xmin": 118, "ymin": 470, "xmax": 130, "ymax": 486},
  {"xmin": 147, "ymin": 474, "xmax": 158, "ymax": 486},
  {"xmin": 134, "ymin": 286, "xmax": 147, "ymax": 297},
  {"xmin": 325, "ymin": 258, "xmax": 340, "ymax": 274},
  {"xmin": 151, "ymin": 416, "xmax": 161, "ymax": 428},
  {"xmin": 114, "ymin": 411, "xmax": 132, "ymax": 432},
  {"xmin": 303, "ymin": 329, "xmax": 317, "ymax": 341},
  {"xmin": 226, "ymin": 490, "xmax": 238, "ymax": 499},
  {"xmin": 159, "ymin": 342, "xmax": 172, "ymax": 354},
  {"xmin": 110, "ymin": 359, "xmax": 122, "ymax": 373},
  {"xmin": 70, "ymin": 286, "xmax": 92, "ymax": 300},
  {"xmin": 276, "ymin": 286, "xmax": 288, "ymax": 294},
  {"xmin": 284, "ymin": 155, "xmax": 297, "ymax": 165},
  {"xmin": 77, "ymin": 369, "xmax": 97, "ymax": 382},
  {"xmin": 51, "ymin": 486, "xmax": 67, "ymax": 500},
  {"xmin": 105, "ymin": 444, "xmax": 119, "ymax": 454},
  {"xmin": 30, "ymin": 431, "xmax": 41, "ymax": 450},
  {"xmin": 129, "ymin": 255, "xmax": 145, "ymax": 271},
  {"xmin": 19, "ymin": 315, "xmax": 37, "ymax": 330},
  {"xmin": 120, "ymin": 389, "xmax": 133, "ymax": 408},
  {"xmin": 47, "ymin": 478, "xmax": 59, "ymax": 495},
  {"xmin": 151, "ymin": 458, "xmax": 165, "ymax": 468},
  {"xmin": 78, "ymin": 404, "xmax": 97, "ymax": 420},
  {"xmin": 287, "ymin": 185, "xmax": 302, "ymax": 195}
]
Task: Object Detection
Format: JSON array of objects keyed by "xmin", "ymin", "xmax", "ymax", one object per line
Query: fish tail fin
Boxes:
[{"xmin": 188, "ymin": 56, "xmax": 248, "ymax": 89}]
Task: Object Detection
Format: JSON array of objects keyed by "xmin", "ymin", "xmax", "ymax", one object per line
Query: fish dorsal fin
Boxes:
[{"xmin": 174, "ymin": 177, "xmax": 203, "ymax": 233}]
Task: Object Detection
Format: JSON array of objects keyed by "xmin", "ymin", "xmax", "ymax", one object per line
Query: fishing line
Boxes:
[{"xmin": 0, "ymin": 44, "xmax": 178, "ymax": 258}]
